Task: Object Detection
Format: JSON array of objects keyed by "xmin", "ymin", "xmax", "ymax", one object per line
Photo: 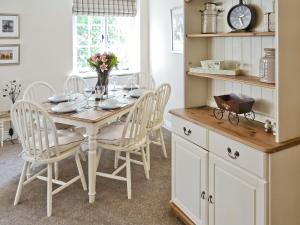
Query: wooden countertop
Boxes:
[{"xmin": 169, "ymin": 107, "xmax": 300, "ymax": 154}]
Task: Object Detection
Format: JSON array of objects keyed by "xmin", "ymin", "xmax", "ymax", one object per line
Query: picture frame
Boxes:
[
  {"xmin": 0, "ymin": 14, "xmax": 20, "ymax": 38},
  {"xmin": 0, "ymin": 44, "xmax": 20, "ymax": 65},
  {"xmin": 170, "ymin": 7, "xmax": 184, "ymax": 54}
]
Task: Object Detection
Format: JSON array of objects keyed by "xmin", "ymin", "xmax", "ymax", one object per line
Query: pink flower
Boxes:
[
  {"xmin": 101, "ymin": 55, "xmax": 108, "ymax": 63},
  {"xmin": 100, "ymin": 63, "xmax": 108, "ymax": 72}
]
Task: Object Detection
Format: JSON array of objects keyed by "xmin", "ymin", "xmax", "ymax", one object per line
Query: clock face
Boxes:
[{"xmin": 228, "ymin": 5, "xmax": 254, "ymax": 30}]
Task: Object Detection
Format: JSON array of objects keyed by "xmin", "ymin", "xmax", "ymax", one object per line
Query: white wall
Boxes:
[
  {"xmin": 149, "ymin": 0, "xmax": 184, "ymax": 128},
  {"xmin": 0, "ymin": 0, "xmax": 73, "ymax": 111}
]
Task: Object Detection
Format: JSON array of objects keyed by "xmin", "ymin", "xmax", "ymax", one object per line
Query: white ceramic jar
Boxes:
[
  {"xmin": 200, "ymin": 3, "xmax": 222, "ymax": 34},
  {"xmin": 259, "ymin": 48, "xmax": 275, "ymax": 84}
]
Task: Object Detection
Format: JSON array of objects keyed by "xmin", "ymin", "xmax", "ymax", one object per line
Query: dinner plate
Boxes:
[
  {"xmin": 48, "ymin": 95, "xmax": 69, "ymax": 103},
  {"xmin": 98, "ymin": 99, "xmax": 126, "ymax": 110},
  {"xmin": 51, "ymin": 102, "xmax": 77, "ymax": 113},
  {"xmin": 129, "ymin": 89, "xmax": 144, "ymax": 98},
  {"xmin": 123, "ymin": 85, "xmax": 139, "ymax": 91}
]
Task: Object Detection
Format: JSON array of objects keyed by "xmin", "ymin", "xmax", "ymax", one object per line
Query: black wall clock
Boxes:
[{"xmin": 227, "ymin": 0, "xmax": 256, "ymax": 31}]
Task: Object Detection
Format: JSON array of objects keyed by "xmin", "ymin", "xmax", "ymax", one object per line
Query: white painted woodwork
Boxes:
[
  {"xmin": 185, "ymin": 0, "xmax": 300, "ymax": 140},
  {"xmin": 11, "ymin": 100, "xmax": 87, "ymax": 217},
  {"xmin": 171, "ymin": 115, "xmax": 208, "ymax": 149},
  {"xmin": 276, "ymin": 0, "xmax": 300, "ymax": 142},
  {"xmin": 208, "ymin": 153, "xmax": 268, "ymax": 225},
  {"xmin": 184, "ymin": 0, "xmax": 209, "ymax": 108},
  {"xmin": 184, "ymin": 0, "xmax": 277, "ymax": 123},
  {"xmin": 269, "ymin": 145, "xmax": 300, "ymax": 225},
  {"xmin": 64, "ymin": 75, "xmax": 88, "ymax": 95},
  {"xmin": 23, "ymin": 81, "xmax": 56, "ymax": 103},
  {"xmin": 96, "ymin": 92, "xmax": 156, "ymax": 199},
  {"xmin": 209, "ymin": 131, "xmax": 268, "ymax": 179},
  {"xmin": 147, "ymin": 84, "xmax": 172, "ymax": 161},
  {"xmin": 172, "ymin": 134, "xmax": 208, "ymax": 225}
]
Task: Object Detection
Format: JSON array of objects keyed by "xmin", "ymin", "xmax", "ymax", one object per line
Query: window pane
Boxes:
[
  {"xmin": 77, "ymin": 16, "xmax": 88, "ymax": 24},
  {"xmin": 92, "ymin": 17, "xmax": 102, "ymax": 25},
  {"xmin": 107, "ymin": 17, "xmax": 117, "ymax": 25},
  {"xmin": 77, "ymin": 25, "xmax": 89, "ymax": 46},
  {"xmin": 77, "ymin": 48, "xmax": 89, "ymax": 68},
  {"xmin": 91, "ymin": 26, "xmax": 104, "ymax": 46},
  {"xmin": 107, "ymin": 26, "xmax": 118, "ymax": 45},
  {"xmin": 107, "ymin": 17, "xmax": 133, "ymax": 69},
  {"xmin": 91, "ymin": 47, "xmax": 101, "ymax": 56},
  {"xmin": 74, "ymin": 16, "xmax": 136, "ymax": 71}
]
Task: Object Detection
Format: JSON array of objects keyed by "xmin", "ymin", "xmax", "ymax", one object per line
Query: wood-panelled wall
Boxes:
[{"xmin": 206, "ymin": 0, "xmax": 276, "ymax": 121}]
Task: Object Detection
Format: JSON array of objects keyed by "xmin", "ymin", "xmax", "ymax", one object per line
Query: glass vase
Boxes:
[{"xmin": 96, "ymin": 70, "xmax": 109, "ymax": 96}]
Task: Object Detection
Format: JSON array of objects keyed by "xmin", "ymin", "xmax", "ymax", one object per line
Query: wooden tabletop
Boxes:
[
  {"xmin": 0, "ymin": 111, "xmax": 10, "ymax": 119},
  {"xmin": 43, "ymin": 96, "xmax": 136, "ymax": 124},
  {"xmin": 169, "ymin": 107, "xmax": 300, "ymax": 154}
]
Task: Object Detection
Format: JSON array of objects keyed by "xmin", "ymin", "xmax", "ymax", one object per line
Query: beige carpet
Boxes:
[{"xmin": 0, "ymin": 130, "xmax": 183, "ymax": 225}]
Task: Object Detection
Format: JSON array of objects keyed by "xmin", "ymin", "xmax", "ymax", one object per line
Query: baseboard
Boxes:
[
  {"xmin": 163, "ymin": 119, "xmax": 172, "ymax": 131},
  {"xmin": 170, "ymin": 202, "xmax": 195, "ymax": 225}
]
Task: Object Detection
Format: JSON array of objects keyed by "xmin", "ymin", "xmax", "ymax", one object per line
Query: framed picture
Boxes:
[
  {"xmin": 0, "ymin": 45, "xmax": 20, "ymax": 65},
  {"xmin": 0, "ymin": 14, "xmax": 20, "ymax": 38},
  {"xmin": 171, "ymin": 7, "xmax": 184, "ymax": 53}
]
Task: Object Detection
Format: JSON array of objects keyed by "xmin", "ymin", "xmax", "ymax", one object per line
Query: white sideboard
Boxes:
[{"xmin": 170, "ymin": 107, "xmax": 300, "ymax": 225}]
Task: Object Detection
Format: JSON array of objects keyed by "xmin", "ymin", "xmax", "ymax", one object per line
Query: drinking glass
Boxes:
[{"xmin": 83, "ymin": 88, "xmax": 93, "ymax": 108}]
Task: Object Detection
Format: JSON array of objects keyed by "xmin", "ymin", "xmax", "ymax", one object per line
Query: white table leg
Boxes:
[
  {"xmin": 87, "ymin": 127, "xmax": 97, "ymax": 203},
  {"xmin": 0, "ymin": 121, "xmax": 4, "ymax": 148}
]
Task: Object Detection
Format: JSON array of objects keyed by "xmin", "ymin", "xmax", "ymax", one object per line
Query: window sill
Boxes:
[{"xmin": 71, "ymin": 70, "xmax": 139, "ymax": 79}]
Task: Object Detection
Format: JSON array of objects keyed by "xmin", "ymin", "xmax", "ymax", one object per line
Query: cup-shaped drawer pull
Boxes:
[
  {"xmin": 208, "ymin": 195, "xmax": 214, "ymax": 204},
  {"xmin": 183, "ymin": 127, "xmax": 192, "ymax": 136},
  {"xmin": 201, "ymin": 191, "xmax": 206, "ymax": 200},
  {"xmin": 227, "ymin": 147, "xmax": 240, "ymax": 159}
]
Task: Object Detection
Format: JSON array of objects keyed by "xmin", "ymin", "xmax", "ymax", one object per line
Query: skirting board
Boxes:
[
  {"xmin": 170, "ymin": 202, "xmax": 195, "ymax": 225},
  {"xmin": 163, "ymin": 119, "xmax": 172, "ymax": 131}
]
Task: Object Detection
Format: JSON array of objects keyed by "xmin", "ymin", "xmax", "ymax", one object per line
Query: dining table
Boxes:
[{"xmin": 43, "ymin": 91, "xmax": 137, "ymax": 203}]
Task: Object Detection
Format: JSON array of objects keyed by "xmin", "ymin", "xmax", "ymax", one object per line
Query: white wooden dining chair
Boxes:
[
  {"xmin": 96, "ymin": 91, "xmax": 155, "ymax": 199},
  {"xmin": 136, "ymin": 73, "xmax": 156, "ymax": 90},
  {"xmin": 23, "ymin": 81, "xmax": 56, "ymax": 103},
  {"xmin": 146, "ymin": 84, "xmax": 171, "ymax": 170},
  {"xmin": 23, "ymin": 81, "xmax": 75, "ymax": 179},
  {"xmin": 64, "ymin": 75, "xmax": 88, "ymax": 95},
  {"xmin": 11, "ymin": 100, "xmax": 87, "ymax": 217}
]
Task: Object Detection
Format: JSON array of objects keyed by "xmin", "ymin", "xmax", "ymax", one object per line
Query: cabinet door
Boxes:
[
  {"xmin": 209, "ymin": 153, "xmax": 267, "ymax": 225},
  {"xmin": 172, "ymin": 134, "xmax": 208, "ymax": 225}
]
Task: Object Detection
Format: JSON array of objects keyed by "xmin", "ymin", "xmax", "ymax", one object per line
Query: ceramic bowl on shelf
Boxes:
[{"xmin": 201, "ymin": 60, "xmax": 225, "ymax": 70}]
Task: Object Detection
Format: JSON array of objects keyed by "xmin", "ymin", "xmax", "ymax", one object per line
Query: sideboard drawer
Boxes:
[
  {"xmin": 209, "ymin": 131, "xmax": 268, "ymax": 179},
  {"xmin": 171, "ymin": 115, "xmax": 208, "ymax": 149}
]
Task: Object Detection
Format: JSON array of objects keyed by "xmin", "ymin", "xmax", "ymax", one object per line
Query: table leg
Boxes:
[
  {"xmin": 87, "ymin": 128, "xmax": 97, "ymax": 203},
  {"xmin": 0, "ymin": 122, "xmax": 4, "ymax": 148}
]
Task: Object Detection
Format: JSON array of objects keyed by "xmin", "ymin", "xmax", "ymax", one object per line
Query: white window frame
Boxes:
[{"xmin": 73, "ymin": 15, "xmax": 137, "ymax": 74}]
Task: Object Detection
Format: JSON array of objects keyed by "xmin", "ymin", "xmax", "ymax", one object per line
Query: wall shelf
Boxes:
[
  {"xmin": 187, "ymin": 72, "xmax": 275, "ymax": 89},
  {"xmin": 186, "ymin": 32, "xmax": 275, "ymax": 38}
]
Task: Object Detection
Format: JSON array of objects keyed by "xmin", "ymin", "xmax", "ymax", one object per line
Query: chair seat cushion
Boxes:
[
  {"xmin": 56, "ymin": 129, "xmax": 85, "ymax": 151},
  {"xmin": 97, "ymin": 122, "xmax": 126, "ymax": 145},
  {"xmin": 29, "ymin": 129, "xmax": 85, "ymax": 156}
]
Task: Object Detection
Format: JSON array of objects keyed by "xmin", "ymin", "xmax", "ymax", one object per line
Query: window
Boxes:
[{"xmin": 73, "ymin": 16, "xmax": 135, "ymax": 72}]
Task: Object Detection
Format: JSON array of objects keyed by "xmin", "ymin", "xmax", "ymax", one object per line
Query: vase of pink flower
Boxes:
[{"xmin": 87, "ymin": 52, "xmax": 118, "ymax": 95}]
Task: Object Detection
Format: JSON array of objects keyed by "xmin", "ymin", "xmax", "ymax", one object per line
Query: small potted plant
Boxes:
[
  {"xmin": 2, "ymin": 80, "xmax": 21, "ymax": 105},
  {"xmin": 2, "ymin": 80, "xmax": 22, "ymax": 142},
  {"xmin": 87, "ymin": 52, "xmax": 118, "ymax": 95}
]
